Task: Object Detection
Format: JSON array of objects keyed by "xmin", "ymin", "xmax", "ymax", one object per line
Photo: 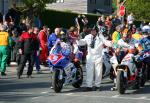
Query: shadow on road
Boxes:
[
  {"xmin": 131, "ymin": 84, "xmax": 150, "ymax": 94},
  {"xmin": 0, "ymin": 81, "xmax": 51, "ymax": 102},
  {"xmin": 0, "ymin": 82, "xmax": 50, "ymax": 92}
]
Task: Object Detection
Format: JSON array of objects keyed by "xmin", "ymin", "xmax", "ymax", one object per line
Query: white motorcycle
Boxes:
[{"xmin": 102, "ymin": 48, "xmax": 114, "ymax": 79}]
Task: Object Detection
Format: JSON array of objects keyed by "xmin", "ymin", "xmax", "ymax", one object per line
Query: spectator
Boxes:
[
  {"xmin": 68, "ymin": 26, "xmax": 82, "ymax": 62},
  {"xmin": 5, "ymin": 4, "xmax": 22, "ymax": 26},
  {"xmin": 11, "ymin": 30, "xmax": 20, "ymax": 62},
  {"xmin": 48, "ymin": 28, "xmax": 61, "ymax": 51},
  {"xmin": 7, "ymin": 31, "xmax": 14, "ymax": 66},
  {"xmin": 19, "ymin": 19, "xmax": 27, "ymax": 34},
  {"xmin": 17, "ymin": 26, "xmax": 39, "ymax": 79},
  {"xmin": 96, "ymin": 16, "xmax": 104, "ymax": 29},
  {"xmin": 0, "ymin": 12, "xmax": 3, "ymax": 23},
  {"xmin": 127, "ymin": 13, "xmax": 134, "ymax": 30},
  {"xmin": 82, "ymin": 15, "xmax": 89, "ymax": 27},
  {"xmin": 112, "ymin": 25, "xmax": 121, "ymax": 48},
  {"xmin": 34, "ymin": 14, "xmax": 42, "ymax": 29},
  {"xmin": 75, "ymin": 15, "xmax": 85, "ymax": 33},
  {"xmin": 47, "ymin": 28, "xmax": 51, "ymax": 39},
  {"xmin": 79, "ymin": 26, "xmax": 88, "ymax": 64},
  {"xmin": 0, "ymin": 25, "xmax": 10, "ymax": 76},
  {"xmin": 112, "ymin": 16, "xmax": 121, "ymax": 27},
  {"xmin": 33, "ymin": 27, "xmax": 41, "ymax": 73},
  {"xmin": 39, "ymin": 26, "xmax": 48, "ymax": 65},
  {"xmin": 105, "ymin": 16, "xmax": 112, "ymax": 35}
]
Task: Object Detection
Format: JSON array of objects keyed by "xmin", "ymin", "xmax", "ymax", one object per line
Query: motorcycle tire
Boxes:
[
  {"xmin": 52, "ymin": 70, "xmax": 63, "ymax": 93},
  {"xmin": 72, "ymin": 67, "xmax": 83, "ymax": 88},
  {"xmin": 117, "ymin": 71, "xmax": 126, "ymax": 94},
  {"xmin": 140, "ymin": 66, "xmax": 148, "ymax": 87}
]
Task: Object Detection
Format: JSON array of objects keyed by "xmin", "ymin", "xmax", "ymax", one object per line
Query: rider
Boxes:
[
  {"xmin": 140, "ymin": 30, "xmax": 150, "ymax": 51},
  {"xmin": 139, "ymin": 30, "xmax": 150, "ymax": 80}
]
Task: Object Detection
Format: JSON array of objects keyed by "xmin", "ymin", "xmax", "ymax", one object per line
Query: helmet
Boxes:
[
  {"xmin": 90, "ymin": 24, "xmax": 99, "ymax": 32},
  {"xmin": 99, "ymin": 26, "xmax": 107, "ymax": 34},
  {"xmin": 142, "ymin": 29, "xmax": 150, "ymax": 34}
]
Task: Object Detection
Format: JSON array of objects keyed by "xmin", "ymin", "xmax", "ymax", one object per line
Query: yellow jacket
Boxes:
[
  {"xmin": 0, "ymin": 32, "xmax": 9, "ymax": 46},
  {"xmin": 132, "ymin": 33, "xmax": 142, "ymax": 40}
]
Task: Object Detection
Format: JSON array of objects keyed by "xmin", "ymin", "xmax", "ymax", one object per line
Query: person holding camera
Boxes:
[{"xmin": 76, "ymin": 25, "xmax": 113, "ymax": 91}]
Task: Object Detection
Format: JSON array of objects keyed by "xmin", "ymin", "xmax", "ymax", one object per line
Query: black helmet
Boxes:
[{"xmin": 90, "ymin": 24, "xmax": 99, "ymax": 32}]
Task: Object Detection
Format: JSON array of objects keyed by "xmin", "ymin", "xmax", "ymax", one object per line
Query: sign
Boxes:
[{"xmin": 119, "ymin": 5, "xmax": 125, "ymax": 17}]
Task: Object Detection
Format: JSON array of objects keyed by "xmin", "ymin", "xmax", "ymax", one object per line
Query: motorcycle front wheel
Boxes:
[
  {"xmin": 117, "ymin": 70, "xmax": 126, "ymax": 94},
  {"xmin": 52, "ymin": 69, "xmax": 63, "ymax": 93}
]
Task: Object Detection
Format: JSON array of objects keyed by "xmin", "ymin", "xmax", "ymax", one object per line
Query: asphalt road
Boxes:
[{"xmin": 0, "ymin": 63, "xmax": 150, "ymax": 103}]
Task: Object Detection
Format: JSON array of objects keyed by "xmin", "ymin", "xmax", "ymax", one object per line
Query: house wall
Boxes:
[{"xmin": 87, "ymin": 0, "xmax": 112, "ymax": 14}]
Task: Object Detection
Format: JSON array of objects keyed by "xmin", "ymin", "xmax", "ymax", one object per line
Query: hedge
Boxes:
[
  {"xmin": 40, "ymin": 9, "xmax": 142, "ymax": 31},
  {"xmin": 40, "ymin": 10, "xmax": 99, "ymax": 31}
]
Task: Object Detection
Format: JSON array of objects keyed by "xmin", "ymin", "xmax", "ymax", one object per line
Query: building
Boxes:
[
  {"xmin": 0, "ymin": 0, "xmax": 23, "ymax": 15},
  {"xmin": 46, "ymin": 0, "xmax": 112, "ymax": 14}
]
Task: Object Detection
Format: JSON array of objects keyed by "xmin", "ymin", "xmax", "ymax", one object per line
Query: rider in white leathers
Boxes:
[{"xmin": 77, "ymin": 26, "xmax": 112, "ymax": 90}]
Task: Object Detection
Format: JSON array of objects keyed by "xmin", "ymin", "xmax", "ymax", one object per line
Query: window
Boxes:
[
  {"xmin": 104, "ymin": 0, "xmax": 111, "ymax": 6},
  {"xmin": 56, "ymin": 0, "xmax": 64, "ymax": 3},
  {"xmin": 90, "ymin": 0, "xmax": 96, "ymax": 4}
]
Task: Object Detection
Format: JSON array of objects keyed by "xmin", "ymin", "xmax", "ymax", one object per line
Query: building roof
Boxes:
[{"xmin": 46, "ymin": 0, "xmax": 87, "ymax": 13}]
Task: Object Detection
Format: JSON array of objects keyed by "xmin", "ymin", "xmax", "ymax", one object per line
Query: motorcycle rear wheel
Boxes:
[
  {"xmin": 140, "ymin": 66, "xmax": 148, "ymax": 87},
  {"xmin": 72, "ymin": 67, "xmax": 83, "ymax": 88}
]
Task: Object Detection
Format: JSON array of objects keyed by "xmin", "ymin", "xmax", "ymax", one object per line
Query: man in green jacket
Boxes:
[{"xmin": 0, "ymin": 25, "xmax": 10, "ymax": 76}]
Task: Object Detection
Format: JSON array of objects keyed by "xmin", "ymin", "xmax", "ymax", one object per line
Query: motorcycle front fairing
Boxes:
[{"xmin": 48, "ymin": 44, "xmax": 71, "ymax": 68}]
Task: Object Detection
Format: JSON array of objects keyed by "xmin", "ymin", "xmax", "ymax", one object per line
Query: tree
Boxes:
[
  {"xmin": 22, "ymin": 0, "xmax": 56, "ymax": 24},
  {"xmin": 125, "ymin": 0, "xmax": 150, "ymax": 21}
]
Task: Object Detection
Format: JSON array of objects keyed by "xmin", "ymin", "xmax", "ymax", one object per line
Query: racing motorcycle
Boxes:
[
  {"xmin": 136, "ymin": 49, "xmax": 150, "ymax": 81},
  {"xmin": 48, "ymin": 41, "xmax": 83, "ymax": 93},
  {"xmin": 102, "ymin": 48, "xmax": 114, "ymax": 78},
  {"xmin": 115, "ymin": 52, "xmax": 147, "ymax": 94}
]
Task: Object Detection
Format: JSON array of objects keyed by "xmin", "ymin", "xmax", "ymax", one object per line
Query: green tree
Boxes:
[
  {"xmin": 125, "ymin": 0, "xmax": 150, "ymax": 21},
  {"xmin": 22, "ymin": 0, "xmax": 56, "ymax": 24}
]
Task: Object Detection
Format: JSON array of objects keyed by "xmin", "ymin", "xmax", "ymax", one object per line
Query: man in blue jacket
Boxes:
[{"xmin": 48, "ymin": 28, "xmax": 61, "ymax": 52}]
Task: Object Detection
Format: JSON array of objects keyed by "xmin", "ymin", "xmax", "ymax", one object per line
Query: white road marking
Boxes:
[
  {"xmin": 65, "ymin": 93, "xmax": 74, "ymax": 95},
  {"xmin": 112, "ymin": 95, "xmax": 119, "ymax": 98},
  {"xmin": 41, "ymin": 91, "xmax": 48, "ymax": 94},
  {"xmin": 31, "ymin": 97, "xmax": 40, "ymax": 99},
  {"xmin": 31, "ymin": 96, "xmax": 45, "ymax": 100},
  {"xmin": 139, "ymin": 96, "xmax": 147, "ymax": 99},
  {"xmin": 57, "ymin": 93, "xmax": 150, "ymax": 101},
  {"xmin": 0, "ymin": 92, "xmax": 33, "ymax": 95}
]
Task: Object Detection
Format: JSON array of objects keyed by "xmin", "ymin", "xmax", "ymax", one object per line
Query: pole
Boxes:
[{"xmin": 116, "ymin": 0, "xmax": 119, "ymax": 16}]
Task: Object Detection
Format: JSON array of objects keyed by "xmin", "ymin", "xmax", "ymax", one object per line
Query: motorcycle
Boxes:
[
  {"xmin": 48, "ymin": 42, "xmax": 83, "ymax": 93},
  {"xmin": 115, "ymin": 53, "xmax": 146, "ymax": 94},
  {"xmin": 137, "ymin": 49, "xmax": 150, "ymax": 81},
  {"xmin": 102, "ymin": 48, "xmax": 114, "ymax": 78}
]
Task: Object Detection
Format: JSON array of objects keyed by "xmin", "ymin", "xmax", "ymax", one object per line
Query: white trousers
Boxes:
[{"xmin": 86, "ymin": 60, "xmax": 103, "ymax": 87}]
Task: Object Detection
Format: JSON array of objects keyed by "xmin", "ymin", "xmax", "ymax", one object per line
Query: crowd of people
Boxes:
[{"xmin": 0, "ymin": 5, "xmax": 150, "ymax": 91}]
